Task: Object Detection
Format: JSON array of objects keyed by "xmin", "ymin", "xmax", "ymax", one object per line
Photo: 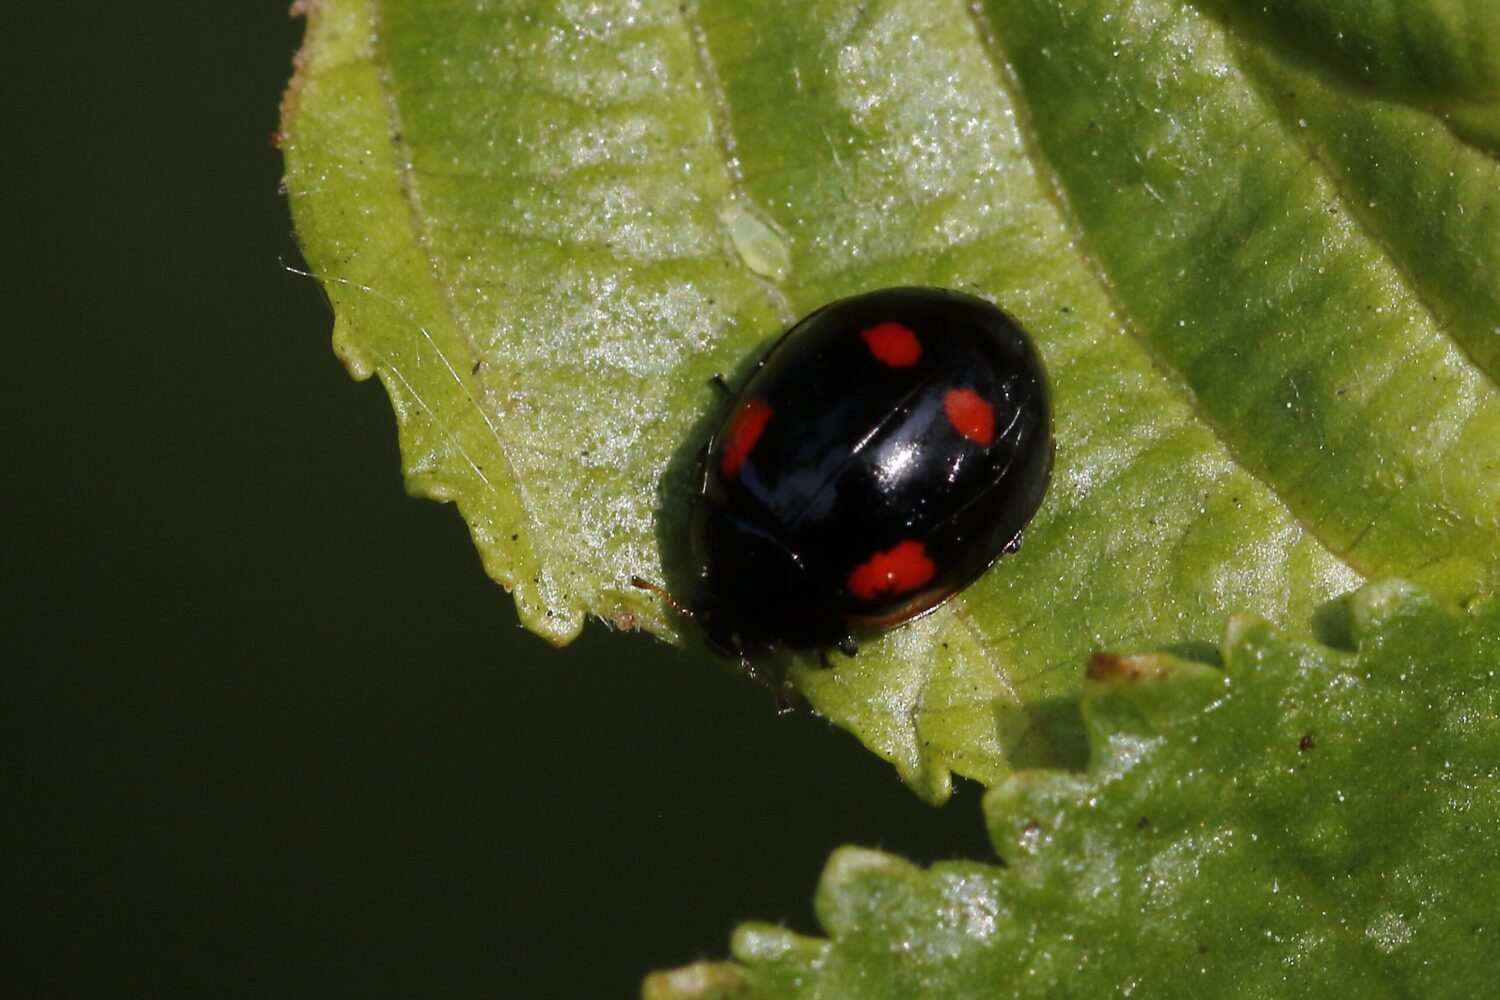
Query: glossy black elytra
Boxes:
[{"xmin": 641, "ymin": 287, "xmax": 1053, "ymax": 663}]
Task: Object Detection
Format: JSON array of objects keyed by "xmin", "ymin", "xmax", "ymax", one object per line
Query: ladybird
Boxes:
[{"xmin": 639, "ymin": 286, "xmax": 1053, "ymax": 665}]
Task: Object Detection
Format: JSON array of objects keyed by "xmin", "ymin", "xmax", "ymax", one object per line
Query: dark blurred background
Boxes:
[{"xmin": 2, "ymin": 3, "xmax": 991, "ymax": 995}]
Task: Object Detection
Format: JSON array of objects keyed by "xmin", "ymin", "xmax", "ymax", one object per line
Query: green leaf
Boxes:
[
  {"xmin": 280, "ymin": 0, "xmax": 1500, "ymax": 799},
  {"xmin": 646, "ymin": 580, "xmax": 1500, "ymax": 998},
  {"xmin": 1201, "ymin": 0, "xmax": 1500, "ymax": 155}
]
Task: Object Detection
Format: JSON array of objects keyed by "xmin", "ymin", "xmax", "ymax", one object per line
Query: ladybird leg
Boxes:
[
  {"xmin": 838, "ymin": 634, "xmax": 858, "ymax": 658},
  {"xmin": 708, "ymin": 374, "xmax": 733, "ymax": 397},
  {"xmin": 739, "ymin": 656, "xmax": 791, "ymax": 713},
  {"xmin": 1003, "ymin": 529, "xmax": 1025, "ymax": 555}
]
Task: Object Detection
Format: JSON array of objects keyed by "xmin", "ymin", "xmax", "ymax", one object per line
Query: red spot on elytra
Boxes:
[
  {"xmin": 846, "ymin": 540, "xmax": 936, "ymax": 601},
  {"xmin": 944, "ymin": 388, "xmax": 994, "ymax": 445},
  {"xmin": 860, "ymin": 322, "xmax": 922, "ymax": 367},
  {"xmin": 719, "ymin": 399, "xmax": 774, "ymax": 479}
]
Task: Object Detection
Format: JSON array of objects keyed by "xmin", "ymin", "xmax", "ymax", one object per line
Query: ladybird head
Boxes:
[
  {"xmin": 689, "ymin": 516, "xmax": 851, "ymax": 655},
  {"xmin": 694, "ymin": 606, "xmax": 744, "ymax": 659},
  {"xmin": 687, "ymin": 582, "xmax": 761, "ymax": 659}
]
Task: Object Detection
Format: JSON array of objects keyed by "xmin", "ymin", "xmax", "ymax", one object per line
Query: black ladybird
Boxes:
[{"xmin": 642, "ymin": 287, "xmax": 1053, "ymax": 663}]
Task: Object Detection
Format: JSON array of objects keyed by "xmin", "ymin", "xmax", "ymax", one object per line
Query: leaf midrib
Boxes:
[{"xmin": 678, "ymin": 0, "xmax": 1042, "ymax": 749}]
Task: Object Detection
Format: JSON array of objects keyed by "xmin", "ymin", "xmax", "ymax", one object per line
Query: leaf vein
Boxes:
[
  {"xmin": 1230, "ymin": 42, "xmax": 1500, "ymax": 391},
  {"xmin": 964, "ymin": 0, "xmax": 1361, "ymax": 583},
  {"xmin": 368, "ymin": 0, "xmax": 549, "ymax": 578},
  {"xmin": 679, "ymin": 0, "xmax": 798, "ymax": 326}
]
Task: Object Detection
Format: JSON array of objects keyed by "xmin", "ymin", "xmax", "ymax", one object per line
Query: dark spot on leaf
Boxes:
[
  {"xmin": 1299, "ymin": 733, "xmax": 1316, "ymax": 752},
  {"xmin": 1087, "ymin": 651, "xmax": 1136, "ymax": 681},
  {"xmin": 1135, "ymin": 816, "xmax": 1150, "ymax": 830}
]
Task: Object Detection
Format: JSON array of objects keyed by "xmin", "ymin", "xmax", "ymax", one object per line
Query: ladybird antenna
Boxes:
[{"xmin": 629, "ymin": 576, "xmax": 695, "ymax": 621}]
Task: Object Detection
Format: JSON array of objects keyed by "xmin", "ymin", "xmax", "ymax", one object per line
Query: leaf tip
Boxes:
[{"xmin": 641, "ymin": 962, "xmax": 749, "ymax": 1000}]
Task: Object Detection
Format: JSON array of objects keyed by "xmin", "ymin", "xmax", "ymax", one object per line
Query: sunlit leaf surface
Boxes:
[
  {"xmin": 282, "ymin": 0, "xmax": 1500, "ymax": 799},
  {"xmin": 647, "ymin": 581, "xmax": 1500, "ymax": 998}
]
